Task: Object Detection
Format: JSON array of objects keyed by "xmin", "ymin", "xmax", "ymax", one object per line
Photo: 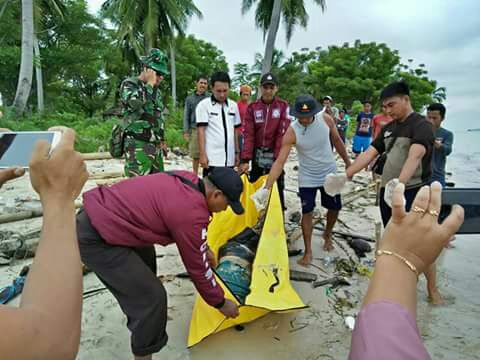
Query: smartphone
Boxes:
[
  {"xmin": 441, "ymin": 188, "xmax": 480, "ymax": 234},
  {"xmin": 0, "ymin": 131, "xmax": 62, "ymax": 169}
]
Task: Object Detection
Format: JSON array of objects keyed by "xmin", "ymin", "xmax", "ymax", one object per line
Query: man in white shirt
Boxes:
[{"xmin": 196, "ymin": 71, "xmax": 242, "ymax": 177}]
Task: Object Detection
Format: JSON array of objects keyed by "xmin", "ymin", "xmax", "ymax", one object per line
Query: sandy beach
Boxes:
[{"xmin": 0, "ymin": 150, "xmax": 479, "ymax": 360}]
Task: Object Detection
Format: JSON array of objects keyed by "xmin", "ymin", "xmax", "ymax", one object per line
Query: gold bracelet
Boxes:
[{"xmin": 375, "ymin": 250, "xmax": 419, "ymax": 277}]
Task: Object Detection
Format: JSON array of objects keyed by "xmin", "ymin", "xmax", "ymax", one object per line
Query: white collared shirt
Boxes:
[{"xmin": 196, "ymin": 96, "xmax": 241, "ymax": 167}]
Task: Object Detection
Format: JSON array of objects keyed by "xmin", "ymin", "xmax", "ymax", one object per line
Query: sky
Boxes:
[{"xmin": 87, "ymin": 0, "xmax": 480, "ymax": 131}]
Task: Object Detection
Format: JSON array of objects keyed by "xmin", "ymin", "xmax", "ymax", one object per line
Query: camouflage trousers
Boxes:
[{"xmin": 123, "ymin": 136, "xmax": 164, "ymax": 177}]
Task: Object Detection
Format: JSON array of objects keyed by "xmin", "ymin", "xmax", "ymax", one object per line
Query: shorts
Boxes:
[
  {"xmin": 352, "ymin": 135, "xmax": 371, "ymax": 154},
  {"xmin": 298, "ymin": 187, "xmax": 342, "ymax": 214},
  {"xmin": 77, "ymin": 210, "xmax": 168, "ymax": 357},
  {"xmin": 189, "ymin": 129, "xmax": 199, "ymax": 159}
]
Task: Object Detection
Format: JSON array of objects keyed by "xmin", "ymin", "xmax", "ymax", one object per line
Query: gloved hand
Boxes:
[
  {"xmin": 324, "ymin": 173, "xmax": 347, "ymax": 196},
  {"xmin": 251, "ymin": 184, "xmax": 270, "ymax": 211},
  {"xmin": 384, "ymin": 178, "xmax": 406, "ymax": 208}
]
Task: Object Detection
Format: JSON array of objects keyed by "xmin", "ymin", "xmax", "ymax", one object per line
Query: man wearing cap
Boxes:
[
  {"xmin": 120, "ymin": 48, "xmax": 169, "ymax": 177},
  {"xmin": 239, "ymin": 72, "xmax": 291, "ymax": 210},
  {"xmin": 77, "ymin": 167, "xmax": 243, "ymax": 359},
  {"xmin": 183, "ymin": 74, "xmax": 210, "ymax": 175},
  {"xmin": 346, "ymin": 82, "xmax": 441, "ymax": 304},
  {"xmin": 254, "ymin": 95, "xmax": 351, "ymax": 265}
]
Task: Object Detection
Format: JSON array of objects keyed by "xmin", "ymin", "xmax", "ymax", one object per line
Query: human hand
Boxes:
[
  {"xmin": 0, "ymin": 168, "xmax": 25, "ymax": 189},
  {"xmin": 251, "ymin": 184, "xmax": 270, "ymax": 211},
  {"xmin": 238, "ymin": 162, "xmax": 249, "ymax": 174},
  {"xmin": 29, "ymin": 127, "xmax": 88, "ymax": 204},
  {"xmin": 324, "ymin": 173, "xmax": 347, "ymax": 196},
  {"xmin": 434, "ymin": 139, "xmax": 442, "ymax": 149},
  {"xmin": 207, "ymin": 249, "xmax": 217, "ymax": 268},
  {"xmin": 199, "ymin": 153, "xmax": 209, "ymax": 169},
  {"xmin": 219, "ymin": 299, "xmax": 240, "ymax": 318},
  {"xmin": 144, "ymin": 68, "xmax": 157, "ymax": 87},
  {"xmin": 380, "ymin": 182, "xmax": 464, "ymax": 274},
  {"xmin": 183, "ymin": 132, "xmax": 190, "ymax": 142}
]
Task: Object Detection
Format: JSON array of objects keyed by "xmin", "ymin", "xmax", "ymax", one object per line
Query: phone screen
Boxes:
[
  {"xmin": 0, "ymin": 132, "xmax": 55, "ymax": 168},
  {"xmin": 441, "ymin": 188, "xmax": 480, "ymax": 234}
]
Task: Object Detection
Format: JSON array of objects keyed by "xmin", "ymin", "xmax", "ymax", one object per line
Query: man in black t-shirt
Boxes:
[{"xmin": 346, "ymin": 82, "xmax": 443, "ymax": 305}]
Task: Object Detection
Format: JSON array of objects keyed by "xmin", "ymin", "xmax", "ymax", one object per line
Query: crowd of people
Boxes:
[{"xmin": 0, "ymin": 48, "xmax": 462, "ymax": 360}]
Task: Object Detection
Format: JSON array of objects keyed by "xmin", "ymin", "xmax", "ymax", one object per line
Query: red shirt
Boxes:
[
  {"xmin": 241, "ymin": 97, "xmax": 290, "ymax": 161},
  {"xmin": 372, "ymin": 114, "xmax": 393, "ymax": 140},
  {"xmin": 83, "ymin": 171, "xmax": 224, "ymax": 307},
  {"xmin": 237, "ymin": 100, "xmax": 249, "ymax": 134}
]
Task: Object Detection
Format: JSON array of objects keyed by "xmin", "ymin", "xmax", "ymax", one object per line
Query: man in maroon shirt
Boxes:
[
  {"xmin": 239, "ymin": 72, "xmax": 290, "ymax": 209},
  {"xmin": 77, "ymin": 167, "xmax": 243, "ymax": 360}
]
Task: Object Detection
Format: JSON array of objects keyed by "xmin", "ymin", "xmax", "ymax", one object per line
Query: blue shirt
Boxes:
[
  {"xmin": 355, "ymin": 112, "xmax": 374, "ymax": 137},
  {"xmin": 431, "ymin": 127, "xmax": 453, "ymax": 185}
]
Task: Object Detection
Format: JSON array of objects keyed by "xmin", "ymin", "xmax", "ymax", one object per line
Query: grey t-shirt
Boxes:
[{"xmin": 183, "ymin": 92, "xmax": 210, "ymax": 131}]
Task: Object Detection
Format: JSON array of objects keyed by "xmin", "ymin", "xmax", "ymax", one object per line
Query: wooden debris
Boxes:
[
  {"xmin": 313, "ymin": 226, "xmax": 375, "ymax": 243},
  {"xmin": 289, "ymin": 270, "xmax": 318, "ymax": 282},
  {"xmin": 81, "ymin": 152, "xmax": 112, "ymax": 161},
  {"xmin": 89, "ymin": 171, "xmax": 124, "ymax": 180},
  {"xmin": 0, "ymin": 201, "xmax": 82, "ymax": 225}
]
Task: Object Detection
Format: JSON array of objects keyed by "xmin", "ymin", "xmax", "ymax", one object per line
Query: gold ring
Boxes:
[
  {"xmin": 412, "ymin": 206, "xmax": 426, "ymax": 214},
  {"xmin": 428, "ymin": 210, "xmax": 439, "ymax": 217}
]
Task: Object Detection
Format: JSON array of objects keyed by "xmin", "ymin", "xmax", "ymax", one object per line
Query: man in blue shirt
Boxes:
[
  {"xmin": 352, "ymin": 101, "xmax": 374, "ymax": 158},
  {"xmin": 426, "ymin": 103, "xmax": 453, "ymax": 187}
]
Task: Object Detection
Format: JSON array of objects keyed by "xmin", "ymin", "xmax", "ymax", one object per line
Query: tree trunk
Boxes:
[
  {"xmin": 258, "ymin": 0, "xmax": 281, "ymax": 98},
  {"xmin": 13, "ymin": 0, "xmax": 34, "ymax": 114},
  {"xmin": 170, "ymin": 42, "xmax": 177, "ymax": 109},
  {"xmin": 33, "ymin": 33, "xmax": 44, "ymax": 113}
]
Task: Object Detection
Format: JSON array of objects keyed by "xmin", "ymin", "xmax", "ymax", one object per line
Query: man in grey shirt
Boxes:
[{"xmin": 183, "ymin": 75, "xmax": 209, "ymax": 174}]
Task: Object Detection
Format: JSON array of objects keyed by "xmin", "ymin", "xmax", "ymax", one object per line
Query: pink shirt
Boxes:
[
  {"xmin": 83, "ymin": 171, "xmax": 224, "ymax": 307},
  {"xmin": 349, "ymin": 301, "xmax": 430, "ymax": 360}
]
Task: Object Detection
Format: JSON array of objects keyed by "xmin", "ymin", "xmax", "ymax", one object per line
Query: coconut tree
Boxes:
[
  {"xmin": 102, "ymin": 0, "xmax": 202, "ymax": 106},
  {"xmin": 242, "ymin": 0, "xmax": 326, "ymax": 75}
]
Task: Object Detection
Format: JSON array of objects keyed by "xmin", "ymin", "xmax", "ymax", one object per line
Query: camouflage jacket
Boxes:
[{"xmin": 120, "ymin": 77, "xmax": 165, "ymax": 143}]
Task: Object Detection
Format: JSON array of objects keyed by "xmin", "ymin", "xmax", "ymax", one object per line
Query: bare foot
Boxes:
[
  {"xmin": 428, "ymin": 289, "xmax": 444, "ymax": 305},
  {"xmin": 297, "ymin": 253, "xmax": 313, "ymax": 266},
  {"xmin": 322, "ymin": 234, "xmax": 334, "ymax": 252}
]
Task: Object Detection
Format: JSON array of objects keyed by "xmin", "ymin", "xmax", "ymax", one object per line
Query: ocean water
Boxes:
[{"xmin": 448, "ymin": 128, "xmax": 480, "ymax": 187}]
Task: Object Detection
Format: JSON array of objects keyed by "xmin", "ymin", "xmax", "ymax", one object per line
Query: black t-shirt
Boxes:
[{"xmin": 371, "ymin": 112, "xmax": 434, "ymax": 189}]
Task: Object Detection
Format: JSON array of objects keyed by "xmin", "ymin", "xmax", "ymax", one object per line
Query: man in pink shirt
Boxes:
[
  {"xmin": 77, "ymin": 167, "xmax": 243, "ymax": 360},
  {"xmin": 371, "ymin": 105, "xmax": 393, "ymax": 140}
]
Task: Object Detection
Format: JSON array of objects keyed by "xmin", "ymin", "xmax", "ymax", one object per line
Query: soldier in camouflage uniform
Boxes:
[{"xmin": 120, "ymin": 48, "xmax": 169, "ymax": 177}]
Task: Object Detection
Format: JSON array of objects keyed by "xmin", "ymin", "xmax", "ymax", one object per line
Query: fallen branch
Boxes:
[
  {"xmin": 313, "ymin": 226, "xmax": 375, "ymax": 243},
  {"xmin": 0, "ymin": 201, "xmax": 82, "ymax": 225}
]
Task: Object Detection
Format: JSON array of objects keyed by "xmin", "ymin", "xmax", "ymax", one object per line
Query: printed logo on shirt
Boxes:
[
  {"xmin": 272, "ymin": 108, "xmax": 281, "ymax": 119},
  {"xmin": 384, "ymin": 130, "xmax": 392, "ymax": 138},
  {"xmin": 358, "ymin": 117, "xmax": 371, "ymax": 134},
  {"xmin": 255, "ymin": 110, "xmax": 264, "ymax": 123}
]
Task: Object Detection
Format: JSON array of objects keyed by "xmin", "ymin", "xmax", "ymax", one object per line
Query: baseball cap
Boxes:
[
  {"xmin": 208, "ymin": 167, "xmax": 244, "ymax": 215},
  {"xmin": 290, "ymin": 94, "xmax": 321, "ymax": 118},
  {"xmin": 260, "ymin": 72, "xmax": 278, "ymax": 86}
]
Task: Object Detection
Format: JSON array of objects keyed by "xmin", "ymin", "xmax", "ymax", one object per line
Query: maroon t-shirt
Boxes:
[{"xmin": 83, "ymin": 170, "xmax": 224, "ymax": 306}]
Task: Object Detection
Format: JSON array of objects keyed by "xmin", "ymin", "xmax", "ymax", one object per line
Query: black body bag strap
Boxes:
[{"xmin": 165, "ymin": 171, "xmax": 205, "ymax": 196}]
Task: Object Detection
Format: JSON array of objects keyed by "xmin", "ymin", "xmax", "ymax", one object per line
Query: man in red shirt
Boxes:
[
  {"xmin": 237, "ymin": 84, "xmax": 252, "ymax": 127},
  {"xmin": 239, "ymin": 72, "xmax": 290, "ymax": 209},
  {"xmin": 77, "ymin": 167, "xmax": 243, "ymax": 360},
  {"xmin": 372, "ymin": 105, "xmax": 393, "ymax": 140}
]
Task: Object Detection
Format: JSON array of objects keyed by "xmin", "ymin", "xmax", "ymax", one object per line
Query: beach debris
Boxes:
[
  {"xmin": 0, "ymin": 265, "xmax": 29, "ymax": 304},
  {"xmin": 263, "ymin": 319, "xmax": 280, "ymax": 331},
  {"xmin": 289, "ymin": 211, "xmax": 302, "ymax": 224},
  {"xmin": 313, "ymin": 226, "xmax": 375, "ymax": 243},
  {"xmin": 289, "ymin": 270, "xmax": 318, "ymax": 282},
  {"xmin": 344, "ymin": 316, "xmax": 355, "ymax": 331},
  {"xmin": 346, "ymin": 238, "xmax": 372, "ymax": 258},
  {"xmin": 312, "ymin": 276, "xmax": 350, "ymax": 289}
]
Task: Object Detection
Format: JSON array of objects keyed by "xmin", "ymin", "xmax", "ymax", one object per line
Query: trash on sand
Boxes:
[
  {"xmin": 289, "ymin": 270, "xmax": 318, "ymax": 282},
  {"xmin": 312, "ymin": 276, "xmax": 351, "ymax": 289},
  {"xmin": 347, "ymin": 238, "xmax": 372, "ymax": 258},
  {"xmin": 344, "ymin": 316, "xmax": 355, "ymax": 330}
]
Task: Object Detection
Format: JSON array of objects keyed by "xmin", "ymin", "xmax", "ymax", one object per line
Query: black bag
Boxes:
[{"xmin": 372, "ymin": 131, "xmax": 398, "ymax": 175}]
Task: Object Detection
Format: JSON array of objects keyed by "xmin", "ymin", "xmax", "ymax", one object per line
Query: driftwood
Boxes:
[
  {"xmin": 289, "ymin": 270, "xmax": 318, "ymax": 282},
  {"xmin": 81, "ymin": 152, "xmax": 112, "ymax": 161},
  {"xmin": 89, "ymin": 171, "xmax": 124, "ymax": 180},
  {"xmin": 0, "ymin": 201, "xmax": 82, "ymax": 225},
  {"xmin": 313, "ymin": 226, "xmax": 375, "ymax": 243}
]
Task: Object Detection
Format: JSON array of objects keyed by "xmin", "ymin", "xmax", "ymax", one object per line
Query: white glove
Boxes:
[
  {"xmin": 251, "ymin": 185, "xmax": 270, "ymax": 211},
  {"xmin": 324, "ymin": 173, "xmax": 348, "ymax": 196},
  {"xmin": 384, "ymin": 178, "xmax": 406, "ymax": 208}
]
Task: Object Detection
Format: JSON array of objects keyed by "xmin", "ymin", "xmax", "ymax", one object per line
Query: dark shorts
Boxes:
[
  {"xmin": 77, "ymin": 210, "xmax": 168, "ymax": 357},
  {"xmin": 298, "ymin": 187, "xmax": 342, "ymax": 214},
  {"xmin": 379, "ymin": 186, "xmax": 421, "ymax": 227}
]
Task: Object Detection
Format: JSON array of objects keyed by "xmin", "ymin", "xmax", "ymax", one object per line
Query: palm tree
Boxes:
[
  {"xmin": 5, "ymin": 0, "xmax": 64, "ymax": 114},
  {"xmin": 242, "ymin": 0, "xmax": 326, "ymax": 75},
  {"xmin": 102, "ymin": 0, "xmax": 202, "ymax": 106}
]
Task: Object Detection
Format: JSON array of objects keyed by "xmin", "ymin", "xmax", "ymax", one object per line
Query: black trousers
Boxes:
[
  {"xmin": 379, "ymin": 186, "xmax": 421, "ymax": 227},
  {"xmin": 77, "ymin": 210, "xmax": 168, "ymax": 357},
  {"xmin": 249, "ymin": 162, "xmax": 286, "ymax": 211}
]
